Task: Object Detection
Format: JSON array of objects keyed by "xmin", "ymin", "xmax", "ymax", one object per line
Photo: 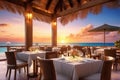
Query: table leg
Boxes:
[{"xmin": 28, "ymin": 60, "xmax": 38, "ymax": 78}]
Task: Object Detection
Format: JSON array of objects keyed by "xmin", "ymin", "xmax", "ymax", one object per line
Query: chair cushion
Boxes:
[
  {"xmin": 80, "ymin": 73, "xmax": 101, "ymax": 80},
  {"xmin": 7, "ymin": 60, "xmax": 28, "ymax": 68},
  {"xmin": 16, "ymin": 60, "xmax": 28, "ymax": 67}
]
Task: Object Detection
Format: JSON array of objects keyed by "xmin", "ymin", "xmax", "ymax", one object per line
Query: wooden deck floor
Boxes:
[
  {"xmin": 0, "ymin": 61, "xmax": 38, "ymax": 80},
  {"xmin": 0, "ymin": 61, "xmax": 120, "ymax": 80}
]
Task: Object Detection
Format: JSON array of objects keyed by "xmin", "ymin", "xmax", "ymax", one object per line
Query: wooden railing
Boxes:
[
  {"xmin": 0, "ymin": 46, "xmax": 25, "ymax": 52},
  {"xmin": 0, "ymin": 46, "xmax": 25, "ymax": 61}
]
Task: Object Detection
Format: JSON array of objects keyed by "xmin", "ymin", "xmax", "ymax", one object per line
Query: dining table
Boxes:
[
  {"xmin": 16, "ymin": 50, "xmax": 46, "ymax": 77},
  {"xmin": 53, "ymin": 56, "xmax": 103, "ymax": 80}
]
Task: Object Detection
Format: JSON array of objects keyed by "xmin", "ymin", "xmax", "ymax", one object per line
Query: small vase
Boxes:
[{"xmin": 72, "ymin": 55, "xmax": 75, "ymax": 58}]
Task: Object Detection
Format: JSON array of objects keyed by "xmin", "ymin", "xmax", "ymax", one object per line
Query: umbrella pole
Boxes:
[{"xmin": 104, "ymin": 29, "xmax": 105, "ymax": 46}]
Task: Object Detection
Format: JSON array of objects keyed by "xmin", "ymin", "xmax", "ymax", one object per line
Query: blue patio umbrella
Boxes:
[{"xmin": 89, "ymin": 24, "xmax": 120, "ymax": 46}]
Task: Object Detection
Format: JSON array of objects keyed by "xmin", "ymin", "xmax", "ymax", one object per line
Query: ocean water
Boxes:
[
  {"xmin": 79, "ymin": 43, "xmax": 114, "ymax": 46},
  {"xmin": 0, "ymin": 47, "xmax": 7, "ymax": 53},
  {"xmin": 0, "ymin": 42, "xmax": 114, "ymax": 54},
  {"xmin": 0, "ymin": 42, "xmax": 25, "ymax": 54}
]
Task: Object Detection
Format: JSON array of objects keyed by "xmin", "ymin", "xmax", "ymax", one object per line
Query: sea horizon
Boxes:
[
  {"xmin": 0, "ymin": 42, "xmax": 115, "ymax": 54},
  {"xmin": 0, "ymin": 42, "xmax": 115, "ymax": 46}
]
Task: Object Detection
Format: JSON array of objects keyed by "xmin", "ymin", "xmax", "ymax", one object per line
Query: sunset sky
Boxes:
[{"xmin": 0, "ymin": 6, "xmax": 120, "ymax": 44}]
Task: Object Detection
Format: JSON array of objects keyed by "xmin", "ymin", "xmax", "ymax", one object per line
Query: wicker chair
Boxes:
[
  {"xmin": 73, "ymin": 46, "xmax": 86, "ymax": 57},
  {"xmin": 45, "ymin": 51, "xmax": 58, "ymax": 59},
  {"xmin": 60, "ymin": 46, "xmax": 68, "ymax": 54},
  {"xmin": 38, "ymin": 59, "xmax": 56, "ymax": 80},
  {"xmin": 5, "ymin": 52, "xmax": 28, "ymax": 80},
  {"xmin": 101, "ymin": 56, "xmax": 114, "ymax": 80},
  {"xmin": 80, "ymin": 56, "xmax": 114, "ymax": 80},
  {"xmin": 38, "ymin": 59, "xmax": 69, "ymax": 80},
  {"xmin": 104, "ymin": 49, "xmax": 116, "ymax": 58},
  {"xmin": 104, "ymin": 49, "xmax": 118, "ymax": 70},
  {"xmin": 45, "ymin": 47, "xmax": 53, "ymax": 51},
  {"xmin": 36, "ymin": 51, "xmax": 58, "ymax": 77},
  {"xmin": 85, "ymin": 47, "xmax": 101, "ymax": 59}
]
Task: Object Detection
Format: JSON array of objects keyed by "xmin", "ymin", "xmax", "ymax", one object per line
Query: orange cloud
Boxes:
[
  {"xmin": 0, "ymin": 23, "xmax": 10, "ymax": 34},
  {"xmin": 66, "ymin": 24, "xmax": 120, "ymax": 43},
  {"xmin": 0, "ymin": 30, "xmax": 5, "ymax": 32},
  {"xmin": 0, "ymin": 37, "xmax": 24, "ymax": 43},
  {"xmin": 0, "ymin": 23, "xmax": 8, "ymax": 27}
]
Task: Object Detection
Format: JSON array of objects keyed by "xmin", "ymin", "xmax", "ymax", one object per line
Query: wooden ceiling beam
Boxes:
[
  {"xmin": 56, "ymin": 0, "xmax": 116, "ymax": 17},
  {"xmin": 77, "ymin": 0, "xmax": 81, "ymax": 3},
  {"xmin": 68, "ymin": 0, "xmax": 73, "ymax": 7},
  {"xmin": 60, "ymin": 0, "xmax": 64, "ymax": 11},
  {"xmin": 63, "ymin": 0, "xmax": 67, "ymax": 10},
  {"xmin": 32, "ymin": 7, "xmax": 52, "ymax": 17},
  {"xmin": 26, "ymin": 0, "xmax": 34, "ymax": 3},
  {"xmin": 46, "ymin": 0, "xmax": 52, "ymax": 10},
  {"xmin": 54, "ymin": 0, "xmax": 61, "ymax": 14}
]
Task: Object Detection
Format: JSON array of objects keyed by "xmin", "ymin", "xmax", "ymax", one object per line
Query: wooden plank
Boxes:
[
  {"xmin": 32, "ymin": 7, "xmax": 52, "ymax": 17},
  {"xmin": 46, "ymin": 0, "xmax": 53, "ymax": 10},
  {"xmin": 68, "ymin": 0, "xmax": 73, "ymax": 7}
]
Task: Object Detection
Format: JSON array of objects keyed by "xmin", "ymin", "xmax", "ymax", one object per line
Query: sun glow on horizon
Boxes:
[
  {"xmin": 59, "ymin": 37, "xmax": 69, "ymax": 44},
  {"xmin": 58, "ymin": 35, "xmax": 68, "ymax": 44},
  {"xmin": 61, "ymin": 39, "xmax": 65, "ymax": 43}
]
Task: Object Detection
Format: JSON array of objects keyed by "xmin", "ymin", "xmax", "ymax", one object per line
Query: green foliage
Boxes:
[{"xmin": 115, "ymin": 40, "xmax": 120, "ymax": 48}]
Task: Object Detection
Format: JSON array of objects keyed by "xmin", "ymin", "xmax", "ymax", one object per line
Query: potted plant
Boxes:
[{"xmin": 114, "ymin": 40, "xmax": 120, "ymax": 48}]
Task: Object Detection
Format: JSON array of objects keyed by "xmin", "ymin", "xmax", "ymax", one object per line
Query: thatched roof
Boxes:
[{"xmin": 0, "ymin": 0, "xmax": 120, "ymax": 25}]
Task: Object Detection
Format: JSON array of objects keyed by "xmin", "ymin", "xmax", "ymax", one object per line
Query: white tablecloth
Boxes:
[
  {"xmin": 53, "ymin": 57, "xmax": 103, "ymax": 80},
  {"xmin": 94, "ymin": 48, "xmax": 104, "ymax": 54},
  {"xmin": 17, "ymin": 51, "xmax": 46, "ymax": 66}
]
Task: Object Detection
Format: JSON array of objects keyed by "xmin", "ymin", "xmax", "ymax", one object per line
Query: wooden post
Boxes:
[
  {"xmin": 51, "ymin": 19, "xmax": 57, "ymax": 47},
  {"xmin": 24, "ymin": 3, "xmax": 33, "ymax": 51},
  {"xmin": 7, "ymin": 46, "xmax": 10, "ymax": 52},
  {"xmin": 104, "ymin": 29, "xmax": 105, "ymax": 46}
]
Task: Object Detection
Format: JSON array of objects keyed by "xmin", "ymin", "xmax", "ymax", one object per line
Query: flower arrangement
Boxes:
[
  {"xmin": 29, "ymin": 46, "xmax": 39, "ymax": 52},
  {"xmin": 114, "ymin": 40, "xmax": 120, "ymax": 48},
  {"xmin": 70, "ymin": 48, "xmax": 79, "ymax": 58}
]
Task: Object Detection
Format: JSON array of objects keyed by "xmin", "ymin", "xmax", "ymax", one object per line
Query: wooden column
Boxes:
[
  {"xmin": 51, "ymin": 19, "xmax": 57, "ymax": 47},
  {"xmin": 24, "ymin": 3, "xmax": 33, "ymax": 50}
]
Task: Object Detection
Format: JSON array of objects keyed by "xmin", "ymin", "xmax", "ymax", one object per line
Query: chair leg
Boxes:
[
  {"xmin": 27, "ymin": 65, "xmax": 29, "ymax": 80},
  {"xmin": 19, "ymin": 69, "xmax": 21, "ymax": 74},
  {"xmin": 112, "ymin": 62, "xmax": 117, "ymax": 71},
  {"xmin": 38, "ymin": 69, "xmax": 42, "ymax": 80},
  {"xmin": 8, "ymin": 69, "xmax": 11, "ymax": 80},
  {"xmin": 6, "ymin": 67, "xmax": 9, "ymax": 77},
  {"xmin": 24, "ymin": 67, "xmax": 26, "ymax": 72},
  {"xmin": 36, "ymin": 66, "xmax": 38, "ymax": 74},
  {"xmin": 115, "ymin": 63, "xmax": 118, "ymax": 71},
  {"xmin": 14, "ymin": 69, "xmax": 16, "ymax": 80},
  {"xmin": 26, "ymin": 66, "xmax": 29, "ymax": 76}
]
